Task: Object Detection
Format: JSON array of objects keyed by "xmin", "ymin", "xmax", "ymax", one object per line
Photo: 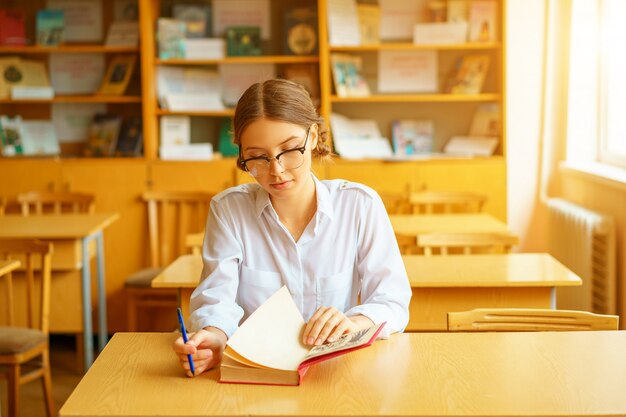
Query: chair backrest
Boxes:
[
  {"xmin": 185, "ymin": 232, "xmax": 204, "ymax": 255},
  {"xmin": 0, "ymin": 239, "xmax": 53, "ymax": 334},
  {"xmin": 142, "ymin": 191, "xmax": 214, "ymax": 267},
  {"xmin": 447, "ymin": 308, "xmax": 619, "ymax": 331},
  {"xmin": 417, "ymin": 232, "xmax": 519, "ymax": 255},
  {"xmin": 17, "ymin": 191, "xmax": 96, "ymax": 215},
  {"xmin": 409, "ymin": 191, "xmax": 487, "ymax": 214},
  {"xmin": 0, "ymin": 196, "xmax": 5, "ymax": 215}
]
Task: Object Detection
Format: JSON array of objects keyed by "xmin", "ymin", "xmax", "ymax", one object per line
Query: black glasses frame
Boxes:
[{"xmin": 240, "ymin": 127, "xmax": 311, "ymax": 173}]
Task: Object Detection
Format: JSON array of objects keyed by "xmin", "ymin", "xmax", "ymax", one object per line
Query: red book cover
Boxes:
[{"xmin": 0, "ymin": 10, "xmax": 27, "ymax": 46}]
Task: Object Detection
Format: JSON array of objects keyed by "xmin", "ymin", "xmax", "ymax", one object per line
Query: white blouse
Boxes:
[{"xmin": 188, "ymin": 175, "xmax": 412, "ymax": 338}]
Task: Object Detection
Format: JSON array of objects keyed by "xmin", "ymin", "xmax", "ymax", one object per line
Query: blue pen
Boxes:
[{"xmin": 177, "ymin": 308, "xmax": 195, "ymax": 376}]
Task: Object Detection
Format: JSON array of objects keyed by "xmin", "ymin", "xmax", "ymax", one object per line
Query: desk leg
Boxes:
[
  {"xmin": 95, "ymin": 231, "xmax": 108, "ymax": 351},
  {"xmin": 551, "ymin": 287, "xmax": 556, "ymax": 309},
  {"xmin": 81, "ymin": 237, "xmax": 94, "ymax": 371}
]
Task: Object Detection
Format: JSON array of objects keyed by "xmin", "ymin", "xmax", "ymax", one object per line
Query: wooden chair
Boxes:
[
  {"xmin": 185, "ymin": 232, "xmax": 204, "ymax": 255},
  {"xmin": 0, "ymin": 196, "xmax": 6, "ymax": 215},
  {"xmin": 125, "ymin": 191, "xmax": 214, "ymax": 331},
  {"xmin": 409, "ymin": 191, "xmax": 487, "ymax": 214},
  {"xmin": 0, "ymin": 239, "xmax": 55, "ymax": 417},
  {"xmin": 17, "ymin": 191, "xmax": 95, "ymax": 215},
  {"xmin": 447, "ymin": 308, "xmax": 619, "ymax": 332},
  {"xmin": 379, "ymin": 192, "xmax": 412, "ymax": 214},
  {"xmin": 417, "ymin": 232, "xmax": 519, "ymax": 255}
]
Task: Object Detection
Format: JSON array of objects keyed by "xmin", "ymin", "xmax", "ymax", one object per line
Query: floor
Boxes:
[{"xmin": 0, "ymin": 335, "xmax": 83, "ymax": 417}]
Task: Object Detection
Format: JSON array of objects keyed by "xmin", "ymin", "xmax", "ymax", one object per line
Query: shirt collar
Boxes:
[{"xmin": 252, "ymin": 174, "xmax": 335, "ymax": 221}]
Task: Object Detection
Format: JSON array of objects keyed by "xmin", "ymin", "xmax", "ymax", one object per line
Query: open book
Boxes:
[{"xmin": 220, "ymin": 286, "xmax": 385, "ymax": 386}]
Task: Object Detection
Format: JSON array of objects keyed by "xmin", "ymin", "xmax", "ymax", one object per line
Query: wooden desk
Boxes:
[
  {"xmin": 60, "ymin": 331, "xmax": 626, "ymax": 417},
  {"xmin": 152, "ymin": 254, "xmax": 201, "ymax": 318},
  {"xmin": 389, "ymin": 213, "xmax": 511, "ymax": 236},
  {"xmin": 403, "ymin": 253, "xmax": 582, "ymax": 331},
  {"xmin": 0, "ymin": 213, "xmax": 119, "ymax": 370}
]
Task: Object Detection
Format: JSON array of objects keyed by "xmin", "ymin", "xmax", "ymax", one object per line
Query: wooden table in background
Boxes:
[
  {"xmin": 403, "ymin": 253, "xmax": 582, "ymax": 331},
  {"xmin": 60, "ymin": 331, "xmax": 626, "ymax": 417},
  {"xmin": 0, "ymin": 213, "xmax": 119, "ymax": 370},
  {"xmin": 151, "ymin": 254, "xmax": 202, "ymax": 318},
  {"xmin": 389, "ymin": 213, "xmax": 512, "ymax": 236}
]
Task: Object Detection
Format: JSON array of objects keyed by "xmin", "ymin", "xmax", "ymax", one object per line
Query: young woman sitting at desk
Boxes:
[{"xmin": 172, "ymin": 79, "xmax": 411, "ymax": 377}]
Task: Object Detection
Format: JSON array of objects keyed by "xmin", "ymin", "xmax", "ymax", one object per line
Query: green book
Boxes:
[
  {"xmin": 225, "ymin": 26, "xmax": 262, "ymax": 56},
  {"xmin": 36, "ymin": 9, "xmax": 64, "ymax": 46},
  {"xmin": 219, "ymin": 118, "xmax": 238, "ymax": 157}
]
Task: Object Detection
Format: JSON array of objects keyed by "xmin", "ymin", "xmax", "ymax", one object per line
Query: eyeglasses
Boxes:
[{"xmin": 240, "ymin": 127, "xmax": 311, "ymax": 177}]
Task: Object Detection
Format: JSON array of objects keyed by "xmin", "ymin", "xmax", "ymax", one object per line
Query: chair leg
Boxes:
[
  {"xmin": 75, "ymin": 333, "xmax": 84, "ymax": 374},
  {"xmin": 7, "ymin": 364, "xmax": 20, "ymax": 417},
  {"xmin": 41, "ymin": 349, "xmax": 56, "ymax": 417},
  {"xmin": 127, "ymin": 293, "xmax": 138, "ymax": 332}
]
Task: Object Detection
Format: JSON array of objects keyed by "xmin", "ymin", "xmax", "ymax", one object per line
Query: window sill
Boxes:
[{"xmin": 560, "ymin": 161, "xmax": 626, "ymax": 192}]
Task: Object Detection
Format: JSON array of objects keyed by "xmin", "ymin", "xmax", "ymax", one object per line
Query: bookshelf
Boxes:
[{"xmin": 0, "ymin": 0, "xmax": 509, "ymax": 332}]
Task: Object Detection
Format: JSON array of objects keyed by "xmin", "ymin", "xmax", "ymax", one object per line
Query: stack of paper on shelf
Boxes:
[
  {"xmin": 157, "ymin": 66, "xmax": 223, "ymax": 110},
  {"xmin": 159, "ymin": 115, "xmax": 213, "ymax": 160},
  {"xmin": 330, "ymin": 113, "xmax": 393, "ymax": 159}
]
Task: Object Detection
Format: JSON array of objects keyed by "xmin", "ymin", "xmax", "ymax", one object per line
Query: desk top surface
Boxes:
[
  {"xmin": 389, "ymin": 213, "xmax": 511, "ymax": 235},
  {"xmin": 0, "ymin": 259, "xmax": 20, "ymax": 276},
  {"xmin": 0, "ymin": 213, "xmax": 119, "ymax": 239},
  {"xmin": 60, "ymin": 331, "xmax": 626, "ymax": 417},
  {"xmin": 152, "ymin": 254, "xmax": 202, "ymax": 288},
  {"xmin": 404, "ymin": 253, "xmax": 583, "ymax": 287}
]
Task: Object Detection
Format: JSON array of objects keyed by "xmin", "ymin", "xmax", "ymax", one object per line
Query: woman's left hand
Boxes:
[{"xmin": 302, "ymin": 307, "xmax": 373, "ymax": 346}]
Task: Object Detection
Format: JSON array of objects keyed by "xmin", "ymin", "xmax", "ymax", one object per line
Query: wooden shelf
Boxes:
[
  {"xmin": 0, "ymin": 45, "xmax": 140, "ymax": 54},
  {"xmin": 329, "ymin": 42, "xmax": 502, "ymax": 52},
  {"xmin": 156, "ymin": 109, "xmax": 235, "ymax": 117},
  {"xmin": 155, "ymin": 55, "xmax": 319, "ymax": 65},
  {"xmin": 0, "ymin": 96, "xmax": 143, "ymax": 103},
  {"xmin": 330, "ymin": 94, "xmax": 501, "ymax": 103}
]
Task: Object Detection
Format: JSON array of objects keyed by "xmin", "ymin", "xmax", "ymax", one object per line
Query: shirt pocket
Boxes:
[
  {"xmin": 316, "ymin": 269, "xmax": 354, "ymax": 312},
  {"xmin": 239, "ymin": 264, "xmax": 283, "ymax": 314}
]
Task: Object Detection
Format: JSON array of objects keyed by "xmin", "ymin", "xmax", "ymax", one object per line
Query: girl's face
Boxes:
[{"xmin": 239, "ymin": 118, "xmax": 317, "ymax": 201}]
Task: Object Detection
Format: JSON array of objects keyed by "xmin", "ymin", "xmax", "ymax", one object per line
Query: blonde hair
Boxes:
[{"xmin": 233, "ymin": 79, "xmax": 332, "ymax": 170}]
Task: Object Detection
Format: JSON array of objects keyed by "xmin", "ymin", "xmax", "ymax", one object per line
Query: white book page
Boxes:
[
  {"xmin": 226, "ymin": 286, "xmax": 309, "ymax": 371},
  {"xmin": 378, "ymin": 50, "xmax": 437, "ymax": 93},
  {"xmin": 379, "ymin": 0, "xmax": 428, "ymax": 40}
]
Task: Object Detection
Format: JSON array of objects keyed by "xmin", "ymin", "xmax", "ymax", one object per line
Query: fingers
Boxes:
[{"xmin": 303, "ymin": 306, "xmax": 349, "ymax": 346}]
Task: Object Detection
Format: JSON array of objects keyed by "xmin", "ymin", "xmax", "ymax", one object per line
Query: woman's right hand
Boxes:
[{"xmin": 172, "ymin": 326, "xmax": 227, "ymax": 377}]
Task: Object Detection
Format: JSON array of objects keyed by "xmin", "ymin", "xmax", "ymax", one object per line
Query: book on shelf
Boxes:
[
  {"xmin": 160, "ymin": 143, "xmax": 213, "ymax": 160},
  {"xmin": 330, "ymin": 112, "xmax": 393, "ymax": 159},
  {"xmin": 326, "ymin": 0, "xmax": 360, "ymax": 46},
  {"xmin": 468, "ymin": 0, "xmax": 497, "ymax": 42},
  {"xmin": 445, "ymin": 55, "xmax": 490, "ymax": 94},
  {"xmin": 378, "ymin": 50, "xmax": 437, "ymax": 93},
  {"xmin": 36, "ymin": 9, "xmax": 65, "ymax": 46},
  {"xmin": 0, "ymin": 115, "xmax": 24, "ymax": 156},
  {"xmin": 115, "ymin": 116, "xmax": 142, "ymax": 156},
  {"xmin": 49, "ymin": 53, "xmax": 105, "ymax": 95},
  {"xmin": 447, "ymin": 0, "xmax": 468, "ymax": 23},
  {"xmin": 413, "ymin": 22, "xmax": 468, "ymax": 45},
  {"xmin": 47, "ymin": 0, "xmax": 103, "ymax": 42},
  {"xmin": 218, "ymin": 118, "xmax": 238, "ymax": 157},
  {"xmin": 183, "ymin": 38, "xmax": 225, "ymax": 60},
  {"xmin": 225, "ymin": 26, "xmax": 262, "ymax": 56},
  {"xmin": 392, "ymin": 119, "xmax": 434, "ymax": 156},
  {"xmin": 283, "ymin": 64, "xmax": 320, "ymax": 106},
  {"xmin": 11, "ymin": 86, "xmax": 54, "ymax": 99},
  {"xmin": 160, "ymin": 115, "xmax": 190, "ymax": 146},
  {"xmin": 113, "ymin": 0, "xmax": 139, "ymax": 21},
  {"xmin": 219, "ymin": 63, "xmax": 276, "ymax": 107},
  {"xmin": 330, "ymin": 54, "xmax": 370, "ymax": 97},
  {"xmin": 172, "ymin": 4, "xmax": 212, "ymax": 38},
  {"xmin": 97, "ymin": 55, "xmax": 136, "ymax": 96},
  {"xmin": 0, "ymin": 9, "xmax": 27, "ymax": 46},
  {"xmin": 283, "ymin": 5, "xmax": 318, "ymax": 55},
  {"xmin": 0, "ymin": 58, "xmax": 51, "ymax": 98},
  {"xmin": 356, "ymin": 3, "xmax": 380, "ymax": 45},
  {"xmin": 157, "ymin": 18, "xmax": 186, "ymax": 59},
  {"xmin": 21, "ymin": 120, "xmax": 60, "ymax": 156},
  {"xmin": 469, "ymin": 103, "xmax": 500, "ymax": 137},
  {"xmin": 443, "ymin": 136, "xmax": 498, "ymax": 156},
  {"xmin": 105, "ymin": 21, "xmax": 139, "ymax": 47},
  {"xmin": 157, "ymin": 66, "xmax": 223, "ymax": 110},
  {"xmin": 83, "ymin": 114, "xmax": 123, "ymax": 157},
  {"xmin": 220, "ymin": 286, "xmax": 385, "ymax": 386}
]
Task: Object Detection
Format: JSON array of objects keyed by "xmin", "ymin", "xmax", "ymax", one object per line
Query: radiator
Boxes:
[{"xmin": 547, "ymin": 198, "xmax": 616, "ymax": 314}]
